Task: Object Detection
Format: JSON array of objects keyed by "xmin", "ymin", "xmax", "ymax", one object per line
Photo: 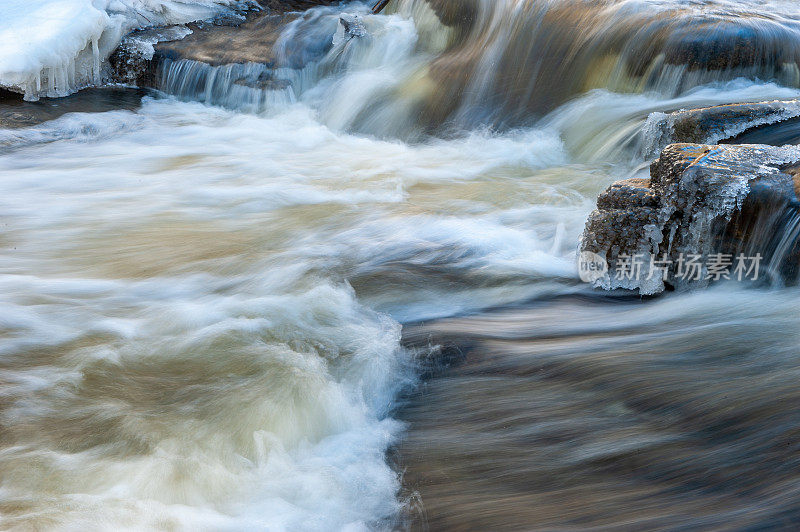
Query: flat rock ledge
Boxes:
[
  {"xmin": 671, "ymin": 101, "xmax": 800, "ymax": 144},
  {"xmin": 581, "ymin": 143, "xmax": 800, "ymax": 294},
  {"xmin": 643, "ymin": 100, "xmax": 800, "ymax": 158}
]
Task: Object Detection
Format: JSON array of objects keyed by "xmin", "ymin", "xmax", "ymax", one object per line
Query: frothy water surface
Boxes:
[{"xmin": 0, "ymin": 96, "xmax": 591, "ymax": 528}]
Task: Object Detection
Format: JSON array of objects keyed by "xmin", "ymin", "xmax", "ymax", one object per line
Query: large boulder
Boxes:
[{"xmin": 581, "ymin": 143, "xmax": 800, "ymax": 294}]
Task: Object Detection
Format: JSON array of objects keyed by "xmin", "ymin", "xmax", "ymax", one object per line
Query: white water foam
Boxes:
[{"xmin": 0, "ymin": 97, "xmax": 584, "ymax": 529}]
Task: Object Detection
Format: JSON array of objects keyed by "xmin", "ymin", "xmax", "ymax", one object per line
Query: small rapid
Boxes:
[{"xmin": 0, "ymin": 97, "xmax": 583, "ymax": 528}]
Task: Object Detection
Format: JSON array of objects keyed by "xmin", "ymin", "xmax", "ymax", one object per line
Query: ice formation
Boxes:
[{"xmin": 0, "ymin": 0, "xmax": 245, "ymax": 100}]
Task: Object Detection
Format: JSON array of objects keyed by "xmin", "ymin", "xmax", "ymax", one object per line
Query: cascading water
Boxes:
[
  {"xmin": 153, "ymin": 0, "xmax": 800, "ymax": 137},
  {"xmin": 4, "ymin": 0, "xmax": 800, "ymax": 530}
]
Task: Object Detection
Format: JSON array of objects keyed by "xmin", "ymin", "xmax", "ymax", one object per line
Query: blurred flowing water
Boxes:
[{"xmin": 2, "ymin": 0, "xmax": 800, "ymax": 529}]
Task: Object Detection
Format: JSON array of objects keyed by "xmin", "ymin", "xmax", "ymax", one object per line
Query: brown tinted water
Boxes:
[{"xmin": 398, "ymin": 291, "xmax": 800, "ymax": 530}]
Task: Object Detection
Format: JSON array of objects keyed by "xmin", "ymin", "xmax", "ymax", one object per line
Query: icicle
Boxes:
[
  {"xmin": 68, "ymin": 58, "xmax": 76, "ymax": 89},
  {"xmin": 55, "ymin": 64, "xmax": 63, "ymax": 95},
  {"xmin": 42, "ymin": 67, "xmax": 51, "ymax": 97},
  {"xmin": 92, "ymin": 38, "xmax": 100, "ymax": 83}
]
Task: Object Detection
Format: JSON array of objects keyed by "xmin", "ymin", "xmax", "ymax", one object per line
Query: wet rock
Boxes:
[
  {"xmin": 153, "ymin": 0, "xmax": 344, "ymax": 67},
  {"xmin": 723, "ymin": 116, "xmax": 800, "ymax": 147},
  {"xmin": 424, "ymin": 0, "xmax": 479, "ymax": 29},
  {"xmin": 658, "ymin": 18, "xmax": 795, "ymax": 72},
  {"xmin": 147, "ymin": 3, "xmax": 352, "ymax": 112},
  {"xmin": 151, "ymin": 12, "xmax": 295, "ymax": 68},
  {"xmin": 623, "ymin": 14, "xmax": 800, "ymax": 95},
  {"xmin": 108, "ymin": 13, "xmax": 292, "ymax": 89},
  {"xmin": 257, "ymin": 0, "xmax": 339, "ymax": 10},
  {"xmin": 672, "ymin": 101, "xmax": 800, "ymax": 144},
  {"xmin": 233, "ymin": 71, "xmax": 291, "ymax": 90},
  {"xmin": 397, "ymin": 291, "xmax": 800, "ymax": 530},
  {"xmin": 581, "ymin": 143, "xmax": 800, "ymax": 294}
]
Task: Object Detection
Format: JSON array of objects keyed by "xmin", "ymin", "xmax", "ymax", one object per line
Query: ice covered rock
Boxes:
[
  {"xmin": 107, "ymin": 25, "xmax": 193, "ymax": 85},
  {"xmin": 581, "ymin": 143, "xmax": 800, "ymax": 294},
  {"xmin": 333, "ymin": 14, "xmax": 367, "ymax": 46}
]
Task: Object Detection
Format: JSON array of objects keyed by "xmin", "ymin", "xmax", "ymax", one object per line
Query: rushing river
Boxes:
[{"xmin": 3, "ymin": 0, "xmax": 800, "ymax": 529}]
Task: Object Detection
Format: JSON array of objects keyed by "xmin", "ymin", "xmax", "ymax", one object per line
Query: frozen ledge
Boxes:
[{"xmin": 0, "ymin": 0, "xmax": 246, "ymax": 101}]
